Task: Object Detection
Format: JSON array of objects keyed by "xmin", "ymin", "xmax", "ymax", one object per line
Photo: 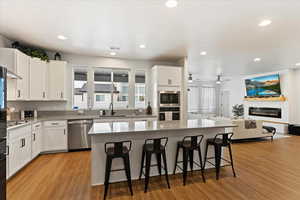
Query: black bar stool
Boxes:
[
  {"xmin": 103, "ymin": 141, "xmax": 133, "ymax": 200},
  {"xmin": 173, "ymin": 135, "xmax": 206, "ymax": 185},
  {"xmin": 139, "ymin": 137, "xmax": 170, "ymax": 193},
  {"xmin": 204, "ymin": 133, "xmax": 236, "ymax": 180}
]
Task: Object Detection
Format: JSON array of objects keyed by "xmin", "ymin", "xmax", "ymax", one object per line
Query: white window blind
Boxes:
[
  {"xmin": 188, "ymin": 86, "xmax": 217, "ymax": 114},
  {"xmin": 199, "ymin": 87, "xmax": 216, "ymax": 114}
]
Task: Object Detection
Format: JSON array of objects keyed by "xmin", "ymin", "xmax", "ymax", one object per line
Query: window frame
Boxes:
[{"xmin": 72, "ymin": 67, "xmax": 148, "ymax": 110}]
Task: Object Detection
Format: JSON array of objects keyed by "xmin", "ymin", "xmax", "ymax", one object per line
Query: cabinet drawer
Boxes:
[
  {"xmin": 8, "ymin": 125, "xmax": 32, "ymax": 141},
  {"xmin": 44, "ymin": 121, "xmax": 66, "ymax": 127}
]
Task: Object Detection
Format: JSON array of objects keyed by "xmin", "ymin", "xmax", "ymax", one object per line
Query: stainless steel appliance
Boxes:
[
  {"xmin": 158, "ymin": 91, "xmax": 180, "ymax": 107},
  {"xmin": 159, "ymin": 107, "xmax": 180, "ymax": 121},
  {"xmin": 0, "ymin": 66, "xmax": 7, "ymax": 200},
  {"xmin": 68, "ymin": 120, "xmax": 93, "ymax": 150}
]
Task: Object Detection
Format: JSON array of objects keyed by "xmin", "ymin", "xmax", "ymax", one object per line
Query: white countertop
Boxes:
[
  {"xmin": 89, "ymin": 119, "xmax": 237, "ymax": 135},
  {"xmin": 7, "ymin": 114, "xmax": 157, "ymax": 130}
]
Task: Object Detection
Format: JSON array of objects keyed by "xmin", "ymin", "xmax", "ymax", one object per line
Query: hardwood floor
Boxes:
[{"xmin": 7, "ymin": 136, "xmax": 300, "ymax": 200}]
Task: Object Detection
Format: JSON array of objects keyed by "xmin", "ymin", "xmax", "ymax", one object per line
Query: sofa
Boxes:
[{"xmin": 231, "ymin": 119, "xmax": 275, "ymax": 140}]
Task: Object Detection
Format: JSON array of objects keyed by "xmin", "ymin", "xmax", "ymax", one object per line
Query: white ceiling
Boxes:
[{"xmin": 1, "ymin": 0, "xmax": 300, "ymax": 77}]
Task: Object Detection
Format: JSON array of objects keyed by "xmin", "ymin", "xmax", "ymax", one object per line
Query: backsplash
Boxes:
[
  {"xmin": 8, "ymin": 109, "xmax": 147, "ymax": 121},
  {"xmin": 8, "ymin": 101, "xmax": 69, "ymax": 111}
]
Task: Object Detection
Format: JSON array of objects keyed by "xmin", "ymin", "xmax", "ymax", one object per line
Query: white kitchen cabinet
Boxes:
[
  {"xmin": 29, "ymin": 57, "xmax": 48, "ymax": 100},
  {"xmin": 8, "ymin": 124, "xmax": 32, "ymax": 177},
  {"xmin": 31, "ymin": 122, "xmax": 42, "ymax": 159},
  {"xmin": 16, "ymin": 51, "xmax": 30, "ymax": 100},
  {"xmin": 0, "ymin": 48, "xmax": 30, "ymax": 100},
  {"xmin": 48, "ymin": 60, "xmax": 67, "ymax": 100},
  {"xmin": 152, "ymin": 65, "xmax": 182, "ymax": 87},
  {"xmin": 43, "ymin": 121, "xmax": 68, "ymax": 152}
]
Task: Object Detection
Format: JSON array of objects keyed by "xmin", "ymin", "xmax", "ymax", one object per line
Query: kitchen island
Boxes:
[{"xmin": 89, "ymin": 119, "xmax": 236, "ymax": 186}]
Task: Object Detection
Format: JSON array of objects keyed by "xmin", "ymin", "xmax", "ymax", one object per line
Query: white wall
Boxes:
[{"xmin": 0, "ymin": 35, "xmax": 11, "ymax": 48}]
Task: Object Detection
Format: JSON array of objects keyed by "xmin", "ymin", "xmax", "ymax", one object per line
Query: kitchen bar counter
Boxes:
[
  {"xmin": 89, "ymin": 119, "xmax": 236, "ymax": 186},
  {"xmin": 89, "ymin": 119, "xmax": 236, "ymax": 135}
]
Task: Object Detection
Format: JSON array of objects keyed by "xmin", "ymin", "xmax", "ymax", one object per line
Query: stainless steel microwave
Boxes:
[{"xmin": 159, "ymin": 91, "xmax": 180, "ymax": 107}]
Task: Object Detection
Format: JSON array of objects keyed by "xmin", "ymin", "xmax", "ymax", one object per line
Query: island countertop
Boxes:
[{"xmin": 88, "ymin": 118, "xmax": 237, "ymax": 135}]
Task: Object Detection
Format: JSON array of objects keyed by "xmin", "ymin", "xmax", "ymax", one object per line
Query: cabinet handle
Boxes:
[
  {"xmin": 17, "ymin": 90, "xmax": 21, "ymax": 98},
  {"xmin": 20, "ymin": 138, "xmax": 23, "ymax": 148},
  {"xmin": 23, "ymin": 138, "xmax": 26, "ymax": 147},
  {"xmin": 33, "ymin": 133, "xmax": 36, "ymax": 141},
  {"xmin": 4, "ymin": 146, "xmax": 9, "ymax": 156},
  {"xmin": 64, "ymin": 129, "xmax": 66, "ymax": 135},
  {"xmin": 43, "ymin": 92, "xmax": 46, "ymax": 98},
  {"xmin": 168, "ymin": 79, "xmax": 172, "ymax": 85},
  {"xmin": 61, "ymin": 92, "xmax": 63, "ymax": 99},
  {"xmin": 51, "ymin": 122, "xmax": 59, "ymax": 125}
]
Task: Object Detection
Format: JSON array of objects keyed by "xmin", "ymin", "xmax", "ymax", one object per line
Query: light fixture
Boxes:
[
  {"xmin": 139, "ymin": 44, "xmax": 146, "ymax": 49},
  {"xmin": 188, "ymin": 74, "xmax": 193, "ymax": 83},
  {"xmin": 254, "ymin": 58, "xmax": 261, "ymax": 62},
  {"xmin": 296, "ymin": 63, "xmax": 300, "ymax": 66},
  {"xmin": 165, "ymin": 0, "xmax": 178, "ymax": 8},
  {"xmin": 7, "ymin": 70, "xmax": 22, "ymax": 79},
  {"xmin": 110, "ymin": 52, "xmax": 117, "ymax": 56},
  {"xmin": 57, "ymin": 35, "xmax": 67, "ymax": 40},
  {"xmin": 258, "ymin": 19, "xmax": 272, "ymax": 27},
  {"xmin": 216, "ymin": 75, "xmax": 221, "ymax": 84},
  {"xmin": 200, "ymin": 51, "xmax": 207, "ymax": 56}
]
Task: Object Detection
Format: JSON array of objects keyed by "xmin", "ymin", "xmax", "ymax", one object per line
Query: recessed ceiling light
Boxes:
[
  {"xmin": 165, "ymin": 0, "xmax": 178, "ymax": 8},
  {"xmin": 200, "ymin": 51, "xmax": 207, "ymax": 56},
  {"xmin": 57, "ymin": 35, "xmax": 67, "ymax": 40},
  {"xmin": 139, "ymin": 44, "xmax": 146, "ymax": 49},
  {"xmin": 258, "ymin": 19, "xmax": 272, "ymax": 27},
  {"xmin": 254, "ymin": 58, "xmax": 261, "ymax": 62},
  {"xmin": 296, "ymin": 63, "xmax": 300, "ymax": 66},
  {"xmin": 110, "ymin": 52, "xmax": 116, "ymax": 56}
]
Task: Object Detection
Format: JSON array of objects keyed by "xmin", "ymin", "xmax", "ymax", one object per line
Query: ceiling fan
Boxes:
[{"xmin": 216, "ymin": 74, "xmax": 231, "ymax": 84}]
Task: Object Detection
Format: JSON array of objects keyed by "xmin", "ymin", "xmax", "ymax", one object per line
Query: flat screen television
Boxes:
[{"xmin": 245, "ymin": 74, "xmax": 281, "ymax": 97}]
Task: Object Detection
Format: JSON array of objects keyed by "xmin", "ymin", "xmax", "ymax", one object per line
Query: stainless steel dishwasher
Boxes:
[{"xmin": 68, "ymin": 119, "xmax": 93, "ymax": 151}]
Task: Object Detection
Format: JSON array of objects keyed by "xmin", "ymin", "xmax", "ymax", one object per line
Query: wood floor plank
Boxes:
[{"xmin": 7, "ymin": 136, "xmax": 300, "ymax": 200}]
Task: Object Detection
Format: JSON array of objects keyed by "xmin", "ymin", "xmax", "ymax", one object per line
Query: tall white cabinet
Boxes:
[
  {"xmin": 48, "ymin": 60, "xmax": 67, "ymax": 100},
  {"xmin": 29, "ymin": 58, "xmax": 48, "ymax": 100}
]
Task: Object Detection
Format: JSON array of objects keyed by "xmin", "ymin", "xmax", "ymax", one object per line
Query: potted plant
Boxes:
[{"xmin": 232, "ymin": 104, "xmax": 244, "ymax": 118}]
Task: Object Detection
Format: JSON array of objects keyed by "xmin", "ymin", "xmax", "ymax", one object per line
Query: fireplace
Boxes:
[{"xmin": 249, "ymin": 107, "xmax": 282, "ymax": 118}]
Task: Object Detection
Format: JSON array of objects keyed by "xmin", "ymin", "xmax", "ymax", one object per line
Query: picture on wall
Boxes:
[{"xmin": 245, "ymin": 74, "xmax": 281, "ymax": 97}]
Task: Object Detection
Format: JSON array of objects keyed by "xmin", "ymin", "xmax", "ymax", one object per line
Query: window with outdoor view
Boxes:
[
  {"xmin": 135, "ymin": 71, "xmax": 146, "ymax": 108},
  {"xmin": 73, "ymin": 71, "xmax": 88, "ymax": 109}
]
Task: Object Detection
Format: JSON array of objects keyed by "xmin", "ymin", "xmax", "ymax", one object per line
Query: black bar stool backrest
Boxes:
[
  {"xmin": 183, "ymin": 135, "xmax": 204, "ymax": 149},
  {"xmin": 105, "ymin": 141, "xmax": 132, "ymax": 155},
  {"xmin": 213, "ymin": 133, "xmax": 233, "ymax": 146},
  {"xmin": 145, "ymin": 137, "xmax": 168, "ymax": 152}
]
